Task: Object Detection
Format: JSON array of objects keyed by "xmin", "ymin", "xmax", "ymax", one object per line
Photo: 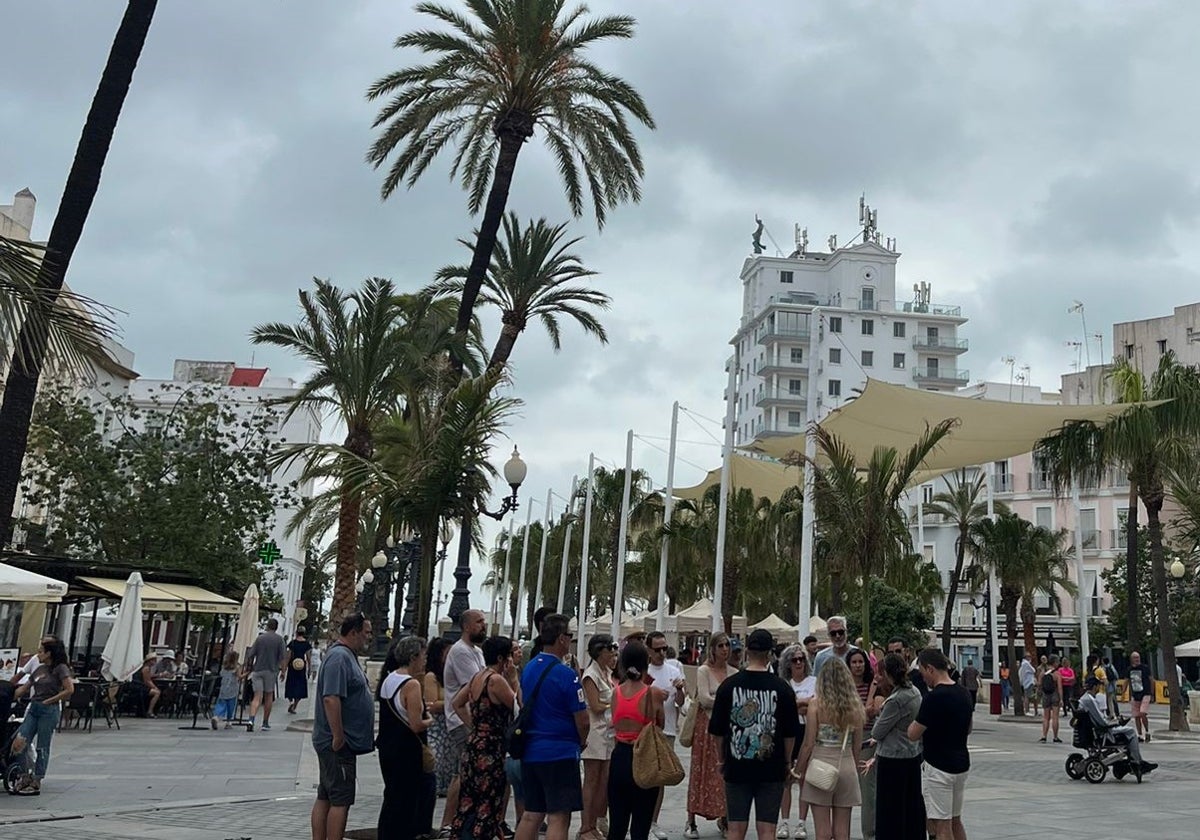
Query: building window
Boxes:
[
  {"xmin": 893, "ymin": 321, "xmax": 906, "ymax": 338},
  {"xmin": 861, "ymin": 319, "xmax": 874, "ymax": 336},
  {"xmin": 780, "ymin": 270, "xmax": 794, "ymax": 284},
  {"xmin": 829, "ymin": 348, "xmax": 841, "ymax": 364},
  {"xmin": 921, "ymin": 485, "xmax": 934, "ymax": 504},
  {"xmin": 828, "ymin": 316, "xmax": 842, "ymax": 333},
  {"xmin": 1125, "ymin": 343, "xmax": 1134, "ymax": 360},
  {"xmin": 788, "ymin": 378, "xmax": 804, "ymax": 395},
  {"xmin": 861, "ymin": 350, "xmax": 874, "ymax": 367},
  {"xmin": 828, "ymin": 379, "xmax": 842, "ymax": 398},
  {"xmin": 787, "ymin": 410, "xmax": 803, "ymax": 428},
  {"xmin": 1035, "ymin": 506, "xmax": 1052, "ymax": 530},
  {"xmin": 861, "ymin": 287, "xmax": 875, "ymax": 310},
  {"xmin": 893, "ymin": 352, "xmax": 906, "ymax": 369},
  {"xmin": 790, "ymin": 347, "xmax": 804, "ymax": 364},
  {"xmin": 1157, "ymin": 339, "xmax": 1167, "ymax": 354}
]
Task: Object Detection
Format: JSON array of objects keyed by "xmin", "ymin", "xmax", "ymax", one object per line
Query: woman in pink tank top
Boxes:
[{"xmin": 605, "ymin": 641, "xmax": 664, "ymax": 840}]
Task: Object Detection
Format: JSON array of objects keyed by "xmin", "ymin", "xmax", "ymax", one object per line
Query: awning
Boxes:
[
  {"xmin": 150, "ymin": 582, "xmax": 240, "ymax": 615},
  {"xmin": 0, "ymin": 563, "xmax": 68, "ymax": 603},
  {"xmin": 77, "ymin": 576, "xmax": 185, "ymax": 612},
  {"xmin": 749, "ymin": 379, "xmax": 1152, "ymax": 480},
  {"xmin": 675, "ymin": 454, "xmax": 800, "ymax": 502}
]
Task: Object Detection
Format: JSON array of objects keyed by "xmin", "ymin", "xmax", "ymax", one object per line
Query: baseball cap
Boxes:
[
  {"xmin": 1085, "ymin": 675, "xmax": 1101, "ymax": 689},
  {"xmin": 746, "ymin": 629, "xmax": 774, "ymax": 652}
]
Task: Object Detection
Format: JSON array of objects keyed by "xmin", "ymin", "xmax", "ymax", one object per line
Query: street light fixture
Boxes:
[
  {"xmin": 477, "ymin": 447, "xmax": 528, "ymax": 521},
  {"xmin": 1170, "ymin": 558, "xmax": 1186, "ymax": 579}
]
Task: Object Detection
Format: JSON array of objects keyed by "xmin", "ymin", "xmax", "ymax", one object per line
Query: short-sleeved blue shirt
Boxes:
[
  {"xmin": 520, "ymin": 652, "xmax": 587, "ymax": 763},
  {"xmin": 312, "ymin": 643, "xmax": 375, "ymax": 754}
]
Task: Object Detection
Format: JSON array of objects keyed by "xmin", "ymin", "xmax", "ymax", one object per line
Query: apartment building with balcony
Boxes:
[{"xmin": 728, "ymin": 204, "xmax": 970, "ymax": 446}]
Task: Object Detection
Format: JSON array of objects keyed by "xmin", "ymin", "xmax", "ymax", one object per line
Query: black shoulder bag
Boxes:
[{"xmin": 507, "ymin": 659, "xmax": 559, "ymax": 759}]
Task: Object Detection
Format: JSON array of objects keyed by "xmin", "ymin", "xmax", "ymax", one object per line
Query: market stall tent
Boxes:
[
  {"xmin": 0, "ymin": 563, "xmax": 68, "ymax": 603},
  {"xmin": 748, "ymin": 612, "xmax": 798, "ymax": 644}
]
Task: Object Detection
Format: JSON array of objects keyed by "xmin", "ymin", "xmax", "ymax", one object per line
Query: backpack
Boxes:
[
  {"xmin": 1041, "ymin": 670, "xmax": 1057, "ymax": 695},
  {"xmin": 1105, "ymin": 664, "xmax": 1118, "ymax": 684}
]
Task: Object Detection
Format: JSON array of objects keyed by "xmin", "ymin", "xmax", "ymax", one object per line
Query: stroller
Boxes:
[
  {"xmin": 1064, "ymin": 709, "xmax": 1153, "ymax": 784},
  {"xmin": 0, "ymin": 683, "xmax": 28, "ymax": 794}
]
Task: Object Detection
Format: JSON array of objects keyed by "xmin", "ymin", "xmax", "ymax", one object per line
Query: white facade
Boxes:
[{"xmin": 729, "ymin": 207, "xmax": 968, "ymax": 446}]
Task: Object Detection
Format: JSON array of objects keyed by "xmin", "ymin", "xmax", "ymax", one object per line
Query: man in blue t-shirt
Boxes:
[{"xmin": 516, "ymin": 613, "xmax": 588, "ymax": 840}]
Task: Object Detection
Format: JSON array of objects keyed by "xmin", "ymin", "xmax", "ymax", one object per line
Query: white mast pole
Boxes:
[
  {"xmin": 656, "ymin": 402, "xmax": 679, "ymax": 631},
  {"xmin": 799, "ymin": 308, "xmax": 822, "ymax": 634},
  {"xmin": 577, "ymin": 454, "xmax": 596, "ymax": 664},
  {"xmin": 533, "ymin": 487, "xmax": 553, "ymax": 630},
  {"xmin": 511, "ymin": 501, "xmax": 534, "ymax": 638},
  {"xmin": 713, "ymin": 354, "xmax": 739, "ymax": 634},
  {"xmin": 556, "ymin": 476, "xmax": 579, "ymax": 613},
  {"xmin": 612, "ymin": 430, "xmax": 635, "ymax": 640}
]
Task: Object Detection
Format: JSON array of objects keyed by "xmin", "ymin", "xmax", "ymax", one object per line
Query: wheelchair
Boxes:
[{"xmin": 1064, "ymin": 711, "xmax": 1152, "ymax": 784}]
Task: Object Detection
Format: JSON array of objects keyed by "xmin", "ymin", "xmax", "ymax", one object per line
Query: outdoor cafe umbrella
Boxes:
[
  {"xmin": 231, "ymin": 583, "xmax": 260, "ymax": 662},
  {"xmin": 101, "ymin": 572, "xmax": 145, "ymax": 682}
]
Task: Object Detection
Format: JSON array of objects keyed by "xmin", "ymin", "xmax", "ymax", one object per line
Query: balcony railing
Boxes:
[
  {"xmin": 1110, "ymin": 528, "xmax": 1129, "ymax": 550},
  {"xmin": 913, "ymin": 367, "xmax": 969, "ymax": 385},
  {"xmin": 1029, "ymin": 473, "xmax": 1053, "ymax": 491},
  {"xmin": 913, "ymin": 336, "xmax": 969, "ymax": 352},
  {"xmin": 902, "ymin": 302, "xmax": 963, "ymax": 317},
  {"xmin": 992, "ymin": 473, "xmax": 1015, "ymax": 494},
  {"xmin": 756, "ymin": 326, "xmax": 811, "ymax": 345},
  {"xmin": 1078, "ymin": 529, "xmax": 1101, "ymax": 551},
  {"xmin": 755, "ymin": 388, "xmax": 807, "ymax": 408},
  {"xmin": 753, "ymin": 358, "xmax": 808, "ymax": 377}
]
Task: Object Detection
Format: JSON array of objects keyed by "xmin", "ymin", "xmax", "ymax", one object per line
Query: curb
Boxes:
[
  {"xmin": 0, "ymin": 792, "xmax": 307, "ymax": 826},
  {"xmin": 287, "ymin": 717, "xmax": 315, "ymax": 734}
]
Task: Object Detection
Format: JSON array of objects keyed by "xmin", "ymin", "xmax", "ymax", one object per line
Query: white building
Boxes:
[{"xmin": 729, "ymin": 201, "xmax": 969, "ymax": 445}]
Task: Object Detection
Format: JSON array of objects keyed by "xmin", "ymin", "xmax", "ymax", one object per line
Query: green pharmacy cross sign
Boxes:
[{"xmin": 257, "ymin": 540, "xmax": 282, "ymax": 566}]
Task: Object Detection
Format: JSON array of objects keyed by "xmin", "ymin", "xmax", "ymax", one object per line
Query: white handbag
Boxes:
[{"xmin": 800, "ymin": 728, "xmax": 849, "ymax": 791}]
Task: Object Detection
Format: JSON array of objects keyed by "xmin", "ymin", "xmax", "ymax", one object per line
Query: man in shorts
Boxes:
[
  {"xmin": 710, "ymin": 629, "xmax": 799, "ymax": 840},
  {"xmin": 1127, "ymin": 651, "xmax": 1154, "ymax": 742},
  {"xmin": 245, "ymin": 618, "xmax": 287, "ymax": 732},
  {"xmin": 908, "ymin": 649, "xmax": 972, "ymax": 840},
  {"xmin": 311, "ymin": 613, "xmax": 374, "ymax": 840},
  {"xmin": 516, "ymin": 614, "xmax": 588, "ymax": 840},
  {"xmin": 440, "ymin": 608, "xmax": 488, "ymax": 834}
]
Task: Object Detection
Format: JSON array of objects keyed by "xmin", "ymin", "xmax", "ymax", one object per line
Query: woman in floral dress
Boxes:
[
  {"xmin": 424, "ymin": 637, "xmax": 453, "ymax": 796},
  {"xmin": 685, "ymin": 632, "xmax": 732, "ymax": 839},
  {"xmin": 451, "ymin": 636, "xmax": 517, "ymax": 840}
]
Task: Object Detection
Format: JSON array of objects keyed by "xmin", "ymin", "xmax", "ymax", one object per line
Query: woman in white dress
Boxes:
[
  {"xmin": 778, "ymin": 645, "xmax": 816, "ymax": 840},
  {"xmin": 579, "ymin": 634, "xmax": 617, "ymax": 840}
]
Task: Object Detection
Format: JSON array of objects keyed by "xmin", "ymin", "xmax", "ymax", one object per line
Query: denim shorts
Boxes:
[{"xmin": 505, "ymin": 756, "xmax": 524, "ymax": 802}]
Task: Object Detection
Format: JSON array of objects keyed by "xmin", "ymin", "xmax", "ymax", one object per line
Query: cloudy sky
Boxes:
[{"xmin": 6, "ymin": 1, "xmax": 1200, "ymax": 609}]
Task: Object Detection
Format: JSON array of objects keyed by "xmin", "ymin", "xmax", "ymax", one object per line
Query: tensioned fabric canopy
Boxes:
[
  {"xmin": 675, "ymin": 454, "xmax": 801, "ymax": 502},
  {"xmin": 76, "ymin": 576, "xmax": 239, "ymax": 614},
  {"xmin": 0, "ymin": 563, "xmax": 68, "ymax": 603}
]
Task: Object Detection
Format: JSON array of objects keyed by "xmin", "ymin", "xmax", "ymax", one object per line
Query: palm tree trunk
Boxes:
[
  {"xmin": 415, "ymin": 526, "xmax": 438, "ymax": 638},
  {"xmin": 1020, "ymin": 600, "xmax": 1039, "ymax": 665},
  {"xmin": 0, "ymin": 0, "xmax": 157, "ymax": 545},
  {"xmin": 452, "ymin": 125, "xmax": 529, "ymax": 373},
  {"xmin": 1145, "ymin": 496, "xmax": 1189, "ymax": 731},
  {"xmin": 940, "ymin": 531, "xmax": 966, "ymax": 654},
  {"xmin": 331, "ymin": 487, "xmax": 362, "ymax": 619},
  {"xmin": 1125, "ymin": 479, "xmax": 1139, "ymax": 647},
  {"xmin": 488, "ymin": 322, "xmax": 523, "ymax": 375},
  {"xmin": 830, "ymin": 570, "xmax": 844, "ymax": 615}
]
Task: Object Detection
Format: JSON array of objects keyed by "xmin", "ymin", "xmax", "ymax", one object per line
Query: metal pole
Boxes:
[
  {"xmin": 512, "ymin": 501, "xmax": 535, "ymax": 638},
  {"xmin": 533, "ymin": 487, "xmax": 553, "ymax": 630},
  {"xmin": 713, "ymin": 354, "xmax": 739, "ymax": 634},
  {"xmin": 446, "ymin": 515, "xmax": 475, "ymax": 641},
  {"xmin": 656, "ymin": 402, "xmax": 679, "ymax": 630},
  {"xmin": 1071, "ymin": 484, "xmax": 1091, "ymax": 659},
  {"xmin": 799, "ymin": 308, "xmax": 822, "ymax": 634},
  {"xmin": 986, "ymin": 462, "xmax": 1001, "ymax": 681},
  {"xmin": 496, "ymin": 510, "xmax": 517, "ymax": 635},
  {"xmin": 557, "ymin": 476, "xmax": 579, "ymax": 613},
  {"xmin": 577, "ymin": 453, "xmax": 596, "ymax": 664},
  {"xmin": 612, "ymin": 430, "xmax": 635, "ymax": 639}
]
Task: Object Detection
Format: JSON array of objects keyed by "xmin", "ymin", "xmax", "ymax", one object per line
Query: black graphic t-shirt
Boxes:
[{"xmin": 709, "ymin": 668, "xmax": 800, "ymax": 784}]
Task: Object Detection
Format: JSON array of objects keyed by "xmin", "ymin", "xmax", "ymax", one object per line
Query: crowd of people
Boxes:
[{"xmin": 306, "ymin": 611, "xmax": 994, "ymax": 840}]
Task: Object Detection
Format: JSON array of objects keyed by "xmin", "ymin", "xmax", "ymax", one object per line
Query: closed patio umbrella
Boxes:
[
  {"xmin": 101, "ymin": 572, "xmax": 145, "ymax": 682},
  {"xmin": 231, "ymin": 583, "xmax": 260, "ymax": 663}
]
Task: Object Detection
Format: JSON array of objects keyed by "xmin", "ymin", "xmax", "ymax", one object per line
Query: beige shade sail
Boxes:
[
  {"xmin": 77, "ymin": 576, "xmax": 185, "ymax": 612},
  {"xmin": 150, "ymin": 582, "xmax": 240, "ymax": 615},
  {"xmin": 746, "ymin": 379, "xmax": 1153, "ymax": 487},
  {"xmin": 674, "ymin": 454, "xmax": 801, "ymax": 503}
]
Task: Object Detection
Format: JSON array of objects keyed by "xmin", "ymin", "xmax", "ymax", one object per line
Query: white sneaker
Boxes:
[
  {"xmin": 776, "ymin": 824, "xmax": 789, "ymax": 839},
  {"xmin": 683, "ymin": 826, "xmax": 699, "ymax": 840},
  {"xmin": 794, "ymin": 824, "xmax": 807, "ymax": 840},
  {"xmin": 598, "ymin": 818, "xmax": 609, "ymax": 836},
  {"xmin": 652, "ymin": 825, "xmax": 668, "ymax": 840}
]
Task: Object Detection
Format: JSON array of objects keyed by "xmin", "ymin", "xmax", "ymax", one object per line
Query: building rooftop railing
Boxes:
[{"xmin": 912, "ymin": 367, "xmax": 969, "ymax": 384}]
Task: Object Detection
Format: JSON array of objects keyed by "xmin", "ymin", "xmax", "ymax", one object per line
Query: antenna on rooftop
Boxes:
[
  {"xmin": 794, "ymin": 225, "xmax": 808, "ymax": 255},
  {"xmin": 1067, "ymin": 300, "xmax": 1091, "ymax": 367},
  {"xmin": 828, "ymin": 233, "xmax": 838, "ymax": 251}
]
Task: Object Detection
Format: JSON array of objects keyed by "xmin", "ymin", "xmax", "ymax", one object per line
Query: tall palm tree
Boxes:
[
  {"xmin": 252, "ymin": 280, "xmax": 476, "ymax": 618},
  {"xmin": 924, "ymin": 470, "xmax": 991, "ymax": 655},
  {"xmin": 366, "ymin": 0, "xmax": 654, "ymax": 351},
  {"xmin": 430, "ymin": 212, "xmax": 610, "ymax": 375},
  {"xmin": 969, "ymin": 513, "xmax": 1076, "ymax": 716},
  {"xmin": 1035, "ymin": 352, "xmax": 1200, "ymax": 730},
  {"xmin": 0, "ymin": 0, "xmax": 157, "ymax": 546},
  {"xmin": 802, "ymin": 420, "xmax": 957, "ymax": 648}
]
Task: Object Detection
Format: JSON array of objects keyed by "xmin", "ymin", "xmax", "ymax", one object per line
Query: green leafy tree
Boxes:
[
  {"xmin": 801, "ymin": 420, "xmax": 957, "ymax": 648},
  {"xmin": 366, "ymin": 0, "xmax": 654, "ymax": 354},
  {"xmin": 0, "ymin": 0, "xmax": 157, "ymax": 546},
  {"xmin": 846, "ymin": 579, "xmax": 935, "ymax": 653},
  {"xmin": 21, "ymin": 384, "xmax": 293, "ymax": 593},
  {"xmin": 1036, "ymin": 352, "xmax": 1200, "ymax": 730},
  {"xmin": 924, "ymin": 470, "xmax": 991, "ymax": 655}
]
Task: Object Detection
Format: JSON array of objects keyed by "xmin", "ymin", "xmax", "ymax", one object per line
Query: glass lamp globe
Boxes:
[
  {"xmin": 504, "ymin": 446, "xmax": 528, "ymax": 489},
  {"xmin": 362, "ymin": 568, "xmax": 375, "ymax": 585},
  {"xmin": 1170, "ymin": 558, "xmax": 1186, "ymax": 579},
  {"xmin": 372, "ymin": 551, "xmax": 388, "ymax": 569}
]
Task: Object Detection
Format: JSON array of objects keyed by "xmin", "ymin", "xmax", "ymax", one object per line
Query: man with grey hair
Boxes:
[
  {"xmin": 245, "ymin": 617, "xmax": 287, "ymax": 732},
  {"xmin": 440, "ymin": 609, "xmax": 487, "ymax": 835},
  {"xmin": 812, "ymin": 616, "xmax": 857, "ymax": 677}
]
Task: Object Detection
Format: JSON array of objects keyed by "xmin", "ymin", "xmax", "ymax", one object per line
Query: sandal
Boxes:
[{"xmin": 15, "ymin": 776, "xmax": 39, "ymax": 796}]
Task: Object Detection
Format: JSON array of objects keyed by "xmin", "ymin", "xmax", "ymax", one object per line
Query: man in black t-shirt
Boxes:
[
  {"xmin": 710, "ymin": 629, "xmax": 800, "ymax": 840},
  {"xmin": 1126, "ymin": 651, "xmax": 1154, "ymax": 742},
  {"xmin": 908, "ymin": 648, "xmax": 973, "ymax": 840}
]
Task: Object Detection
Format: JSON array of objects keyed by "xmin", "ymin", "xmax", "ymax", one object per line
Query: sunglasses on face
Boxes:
[
  {"xmin": 830, "ymin": 629, "xmax": 847, "ymax": 637},
  {"xmin": 651, "ymin": 646, "xmax": 668, "ymax": 653}
]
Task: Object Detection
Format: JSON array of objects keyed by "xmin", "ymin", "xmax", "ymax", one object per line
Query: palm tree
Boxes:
[
  {"xmin": 430, "ymin": 212, "xmax": 610, "ymax": 375},
  {"xmin": 252, "ymin": 280, "xmax": 476, "ymax": 618},
  {"xmin": 924, "ymin": 470, "xmax": 991, "ymax": 655},
  {"xmin": 366, "ymin": 0, "xmax": 654, "ymax": 351},
  {"xmin": 0, "ymin": 0, "xmax": 157, "ymax": 547},
  {"xmin": 969, "ymin": 513, "xmax": 1076, "ymax": 716},
  {"xmin": 1035, "ymin": 352, "xmax": 1200, "ymax": 730},
  {"xmin": 801, "ymin": 420, "xmax": 957, "ymax": 648}
]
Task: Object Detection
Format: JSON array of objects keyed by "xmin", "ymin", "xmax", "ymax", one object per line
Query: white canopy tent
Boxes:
[
  {"xmin": 1176, "ymin": 638, "xmax": 1200, "ymax": 657},
  {"xmin": 674, "ymin": 598, "xmax": 747, "ymax": 635},
  {"xmin": 748, "ymin": 612, "xmax": 798, "ymax": 644},
  {"xmin": 0, "ymin": 563, "xmax": 68, "ymax": 603}
]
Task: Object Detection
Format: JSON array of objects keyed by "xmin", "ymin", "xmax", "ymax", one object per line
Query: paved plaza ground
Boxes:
[{"xmin": 0, "ymin": 698, "xmax": 1195, "ymax": 839}]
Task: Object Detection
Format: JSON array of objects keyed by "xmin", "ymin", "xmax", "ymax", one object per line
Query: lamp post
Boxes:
[
  {"xmin": 446, "ymin": 446, "xmax": 528, "ymax": 640},
  {"xmin": 431, "ymin": 521, "xmax": 456, "ymax": 636},
  {"xmin": 367, "ymin": 531, "xmax": 420, "ymax": 659}
]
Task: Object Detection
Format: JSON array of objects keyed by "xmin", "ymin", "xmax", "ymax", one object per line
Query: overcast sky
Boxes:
[{"xmin": 6, "ymin": 1, "xmax": 1200, "ymax": 613}]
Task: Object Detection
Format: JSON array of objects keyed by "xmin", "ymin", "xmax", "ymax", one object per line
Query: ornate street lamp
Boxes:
[{"xmin": 447, "ymin": 446, "xmax": 527, "ymax": 640}]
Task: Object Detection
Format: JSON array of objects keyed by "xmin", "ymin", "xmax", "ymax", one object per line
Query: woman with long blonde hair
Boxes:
[
  {"xmin": 796, "ymin": 658, "xmax": 865, "ymax": 840},
  {"xmin": 684, "ymin": 632, "xmax": 732, "ymax": 839}
]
